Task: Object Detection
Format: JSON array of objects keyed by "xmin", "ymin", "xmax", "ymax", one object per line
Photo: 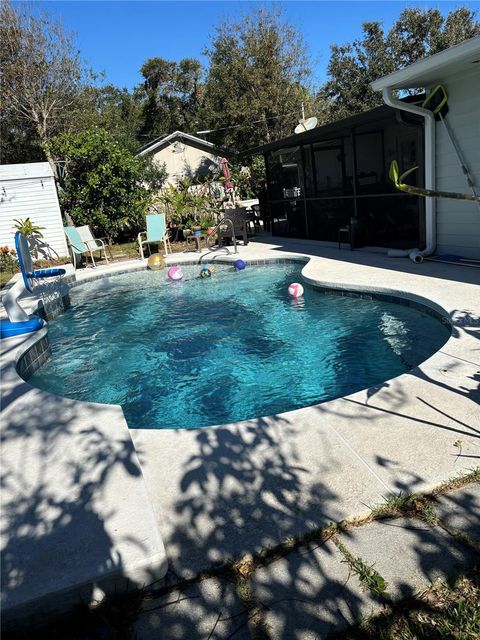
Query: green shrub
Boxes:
[
  {"xmin": 47, "ymin": 128, "xmax": 167, "ymax": 242},
  {"xmin": 0, "ymin": 246, "xmax": 18, "ymax": 274}
]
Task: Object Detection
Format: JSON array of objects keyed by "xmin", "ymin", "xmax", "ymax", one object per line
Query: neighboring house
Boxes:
[
  {"xmin": 0, "ymin": 162, "xmax": 68, "ymax": 259},
  {"xmin": 136, "ymin": 130, "xmax": 233, "ymax": 187},
  {"xmin": 245, "ymin": 103, "xmax": 426, "ymax": 249},
  {"xmin": 372, "ymin": 36, "xmax": 480, "ymax": 259}
]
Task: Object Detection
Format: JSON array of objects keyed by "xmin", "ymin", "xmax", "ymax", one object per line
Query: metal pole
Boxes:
[{"xmin": 438, "ymin": 112, "xmax": 480, "ymax": 210}]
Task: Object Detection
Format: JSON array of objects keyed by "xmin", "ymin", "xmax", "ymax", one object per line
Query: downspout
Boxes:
[{"xmin": 382, "ymin": 87, "xmax": 436, "ymax": 263}]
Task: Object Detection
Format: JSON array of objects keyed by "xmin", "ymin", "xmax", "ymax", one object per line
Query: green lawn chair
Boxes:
[
  {"xmin": 77, "ymin": 225, "xmax": 112, "ymax": 263},
  {"xmin": 137, "ymin": 213, "xmax": 171, "ymax": 260},
  {"xmin": 64, "ymin": 226, "xmax": 97, "ymax": 268}
]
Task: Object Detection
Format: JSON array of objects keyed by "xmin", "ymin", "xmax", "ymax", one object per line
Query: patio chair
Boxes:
[
  {"xmin": 77, "ymin": 225, "xmax": 112, "ymax": 264},
  {"xmin": 247, "ymin": 204, "xmax": 262, "ymax": 234},
  {"xmin": 138, "ymin": 213, "xmax": 171, "ymax": 260},
  {"xmin": 217, "ymin": 208, "xmax": 249, "ymax": 247},
  {"xmin": 64, "ymin": 226, "xmax": 98, "ymax": 268},
  {"xmin": 338, "ymin": 217, "xmax": 359, "ymax": 251}
]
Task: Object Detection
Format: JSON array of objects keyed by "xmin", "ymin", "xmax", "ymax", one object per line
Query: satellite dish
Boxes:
[
  {"xmin": 294, "ymin": 117, "xmax": 318, "ymax": 134},
  {"xmin": 172, "ymin": 142, "xmax": 186, "ymax": 153}
]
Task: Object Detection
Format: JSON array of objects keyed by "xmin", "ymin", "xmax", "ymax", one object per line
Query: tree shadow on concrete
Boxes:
[
  {"xmin": 308, "ymin": 305, "xmax": 479, "ymax": 494},
  {"xmin": 136, "ymin": 408, "xmax": 388, "ymax": 638},
  {"xmin": 165, "ymin": 415, "xmax": 341, "ymax": 578},
  {"xmin": 1, "ymin": 384, "xmax": 155, "ymax": 637}
]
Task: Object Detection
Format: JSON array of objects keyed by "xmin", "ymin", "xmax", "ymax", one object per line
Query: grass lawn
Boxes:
[
  {"xmin": 342, "ymin": 573, "xmax": 480, "ymax": 639},
  {"xmin": 0, "ymin": 270, "xmax": 15, "ymax": 289}
]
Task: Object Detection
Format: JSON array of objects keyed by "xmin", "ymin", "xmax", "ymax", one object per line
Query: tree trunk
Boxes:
[{"xmin": 41, "ymin": 134, "xmax": 74, "ymax": 225}]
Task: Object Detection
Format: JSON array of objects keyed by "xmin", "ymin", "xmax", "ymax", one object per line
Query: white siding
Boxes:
[
  {"xmin": 0, "ymin": 163, "xmax": 68, "ymax": 258},
  {"xmin": 434, "ymin": 66, "xmax": 480, "ymax": 258},
  {"xmin": 152, "ymin": 143, "xmax": 219, "ymax": 186}
]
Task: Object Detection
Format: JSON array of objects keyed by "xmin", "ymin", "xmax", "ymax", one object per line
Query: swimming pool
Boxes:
[{"xmin": 28, "ymin": 263, "xmax": 450, "ymax": 429}]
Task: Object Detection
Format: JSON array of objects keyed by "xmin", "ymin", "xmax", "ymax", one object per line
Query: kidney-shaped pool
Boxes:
[{"xmin": 28, "ymin": 262, "xmax": 450, "ymax": 429}]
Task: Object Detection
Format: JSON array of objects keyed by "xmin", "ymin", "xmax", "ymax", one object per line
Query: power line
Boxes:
[{"xmin": 197, "ymin": 111, "xmax": 298, "ymax": 135}]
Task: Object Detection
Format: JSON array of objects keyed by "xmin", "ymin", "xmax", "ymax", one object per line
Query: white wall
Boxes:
[
  {"xmin": 435, "ymin": 65, "xmax": 480, "ymax": 258},
  {"xmin": 152, "ymin": 143, "xmax": 219, "ymax": 186},
  {"xmin": 0, "ymin": 163, "xmax": 68, "ymax": 259}
]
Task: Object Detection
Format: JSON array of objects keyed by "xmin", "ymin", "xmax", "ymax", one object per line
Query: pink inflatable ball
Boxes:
[
  {"xmin": 168, "ymin": 265, "xmax": 184, "ymax": 281},
  {"xmin": 288, "ymin": 282, "xmax": 304, "ymax": 298}
]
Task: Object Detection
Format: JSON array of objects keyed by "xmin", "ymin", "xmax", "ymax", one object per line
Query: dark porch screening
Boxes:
[{"xmin": 263, "ymin": 107, "xmax": 425, "ymax": 249}]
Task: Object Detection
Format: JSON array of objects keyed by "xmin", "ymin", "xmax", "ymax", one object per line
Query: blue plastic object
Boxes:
[
  {"xmin": 15, "ymin": 232, "xmax": 66, "ymax": 292},
  {"xmin": 234, "ymin": 259, "xmax": 246, "ymax": 271},
  {"xmin": 15, "ymin": 231, "xmax": 33, "ymax": 292},
  {"xmin": 0, "ymin": 316, "xmax": 44, "ymax": 339},
  {"xmin": 1, "ymin": 232, "xmax": 66, "ymax": 339},
  {"xmin": 29, "ymin": 268, "xmax": 66, "ymax": 279}
]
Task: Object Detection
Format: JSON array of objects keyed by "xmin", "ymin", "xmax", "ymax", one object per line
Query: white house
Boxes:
[
  {"xmin": 0, "ymin": 162, "xmax": 68, "ymax": 258},
  {"xmin": 372, "ymin": 36, "xmax": 480, "ymax": 259},
  {"xmin": 137, "ymin": 130, "xmax": 233, "ymax": 187}
]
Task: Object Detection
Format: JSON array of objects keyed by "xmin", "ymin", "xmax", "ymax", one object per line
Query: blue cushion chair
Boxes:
[
  {"xmin": 64, "ymin": 226, "xmax": 97, "ymax": 268},
  {"xmin": 138, "ymin": 213, "xmax": 171, "ymax": 260}
]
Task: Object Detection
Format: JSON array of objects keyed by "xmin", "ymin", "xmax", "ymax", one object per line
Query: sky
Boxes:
[{"xmin": 23, "ymin": 1, "xmax": 480, "ymax": 90}]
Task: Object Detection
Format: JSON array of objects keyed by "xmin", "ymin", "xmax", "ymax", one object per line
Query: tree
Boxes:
[
  {"xmin": 78, "ymin": 84, "xmax": 143, "ymax": 153},
  {"xmin": 200, "ymin": 7, "xmax": 315, "ymax": 151},
  {"xmin": 0, "ymin": 1, "xmax": 89, "ymax": 172},
  {"xmin": 47, "ymin": 129, "xmax": 167, "ymax": 241},
  {"xmin": 137, "ymin": 56, "xmax": 203, "ymax": 142},
  {"xmin": 321, "ymin": 7, "xmax": 480, "ymax": 122},
  {"xmin": 0, "ymin": 109, "xmax": 45, "ymax": 164},
  {"xmin": 228, "ymin": 156, "xmax": 266, "ymax": 200}
]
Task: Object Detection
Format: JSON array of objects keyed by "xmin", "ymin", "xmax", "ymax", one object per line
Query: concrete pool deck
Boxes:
[{"xmin": 1, "ymin": 235, "xmax": 479, "ymax": 626}]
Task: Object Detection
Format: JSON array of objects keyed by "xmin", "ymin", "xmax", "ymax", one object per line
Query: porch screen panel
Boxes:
[
  {"xmin": 263, "ymin": 112, "xmax": 424, "ymax": 248},
  {"xmin": 311, "ymin": 138, "xmax": 354, "ymax": 197},
  {"xmin": 354, "ymin": 130, "xmax": 387, "ymax": 194},
  {"xmin": 270, "ymin": 200, "xmax": 306, "ymax": 238},
  {"xmin": 306, "ymin": 199, "xmax": 354, "ymax": 242},
  {"xmin": 355, "ymin": 195, "xmax": 422, "ymax": 249},
  {"xmin": 266, "ymin": 151, "xmax": 284, "ymax": 200}
]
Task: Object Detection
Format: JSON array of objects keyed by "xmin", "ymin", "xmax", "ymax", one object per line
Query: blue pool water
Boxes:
[{"xmin": 29, "ymin": 263, "xmax": 450, "ymax": 429}]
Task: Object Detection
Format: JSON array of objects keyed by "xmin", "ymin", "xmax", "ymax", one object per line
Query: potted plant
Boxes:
[
  {"xmin": 13, "ymin": 218, "xmax": 45, "ymax": 258},
  {"xmin": 199, "ymin": 212, "xmax": 217, "ymax": 235}
]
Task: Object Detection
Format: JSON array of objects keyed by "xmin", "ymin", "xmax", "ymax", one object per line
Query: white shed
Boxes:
[
  {"xmin": 0, "ymin": 162, "xmax": 68, "ymax": 258},
  {"xmin": 372, "ymin": 36, "xmax": 480, "ymax": 259}
]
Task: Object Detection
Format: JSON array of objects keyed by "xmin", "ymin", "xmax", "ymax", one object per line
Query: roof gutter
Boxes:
[{"xmin": 381, "ymin": 87, "xmax": 436, "ymax": 263}]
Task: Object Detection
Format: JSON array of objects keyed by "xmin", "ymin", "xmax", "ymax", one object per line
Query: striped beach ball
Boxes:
[
  {"xmin": 288, "ymin": 282, "xmax": 304, "ymax": 298},
  {"xmin": 168, "ymin": 265, "xmax": 183, "ymax": 281}
]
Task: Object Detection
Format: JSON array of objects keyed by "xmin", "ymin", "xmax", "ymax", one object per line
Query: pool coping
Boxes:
[{"xmin": 1, "ymin": 242, "xmax": 479, "ymax": 624}]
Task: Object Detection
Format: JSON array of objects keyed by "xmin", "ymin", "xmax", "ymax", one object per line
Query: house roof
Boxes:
[
  {"xmin": 371, "ymin": 36, "xmax": 480, "ymax": 91},
  {"xmin": 136, "ymin": 130, "xmax": 233, "ymax": 158},
  {"xmin": 0, "ymin": 162, "xmax": 53, "ymax": 181}
]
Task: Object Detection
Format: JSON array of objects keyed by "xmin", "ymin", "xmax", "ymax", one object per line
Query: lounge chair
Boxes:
[
  {"xmin": 138, "ymin": 213, "xmax": 171, "ymax": 260},
  {"xmin": 77, "ymin": 225, "xmax": 112, "ymax": 263},
  {"xmin": 64, "ymin": 226, "xmax": 97, "ymax": 268}
]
